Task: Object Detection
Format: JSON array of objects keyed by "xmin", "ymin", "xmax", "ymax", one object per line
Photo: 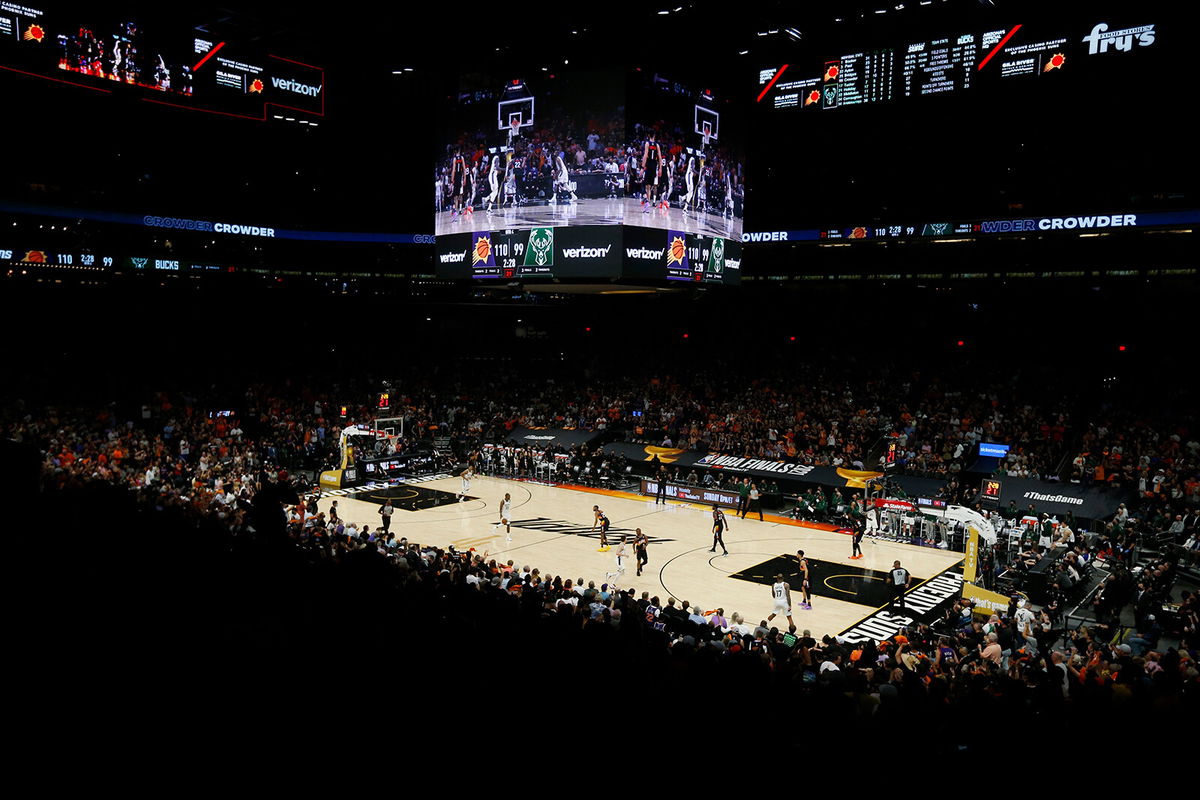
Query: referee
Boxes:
[{"xmin": 889, "ymin": 560, "xmax": 911, "ymax": 609}]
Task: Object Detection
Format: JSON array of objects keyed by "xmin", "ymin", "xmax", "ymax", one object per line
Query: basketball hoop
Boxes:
[
  {"xmin": 509, "ymin": 115, "xmax": 522, "ymax": 143},
  {"xmin": 701, "ymin": 122, "xmax": 712, "ymax": 148}
]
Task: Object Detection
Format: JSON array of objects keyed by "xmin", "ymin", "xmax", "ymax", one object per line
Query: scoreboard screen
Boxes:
[
  {"xmin": 0, "ymin": 2, "xmax": 324, "ymax": 121},
  {"xmin": 748, "ymin": 2, "xmax": 1185, "ymax": 236},
  {"xmin": 435, "ymin": 67, "xmax": 743, "ymax": 285},
  {"xmin": 758, "ymin": 11, "xmax": 1162, "ymax": 112},
  {"xmin": 435, "ymin": 225, "xmax": 740, "ymax": 285},
  {"xmin": 622, "ymin": 227, "xmax": 739, "ymax": 285},
  {"xmin": 435, "ymin": 226, "xmax": 621, "ymax": 280}
]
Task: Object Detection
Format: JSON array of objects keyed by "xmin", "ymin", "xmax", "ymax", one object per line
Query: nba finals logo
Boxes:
[
  {"xmin": 471, "ymin": 233, "xmax": 496, "ymax": 267},
  {"xmin": 524, "ymin": 228, "xmax": 554, "ymax": 267}
]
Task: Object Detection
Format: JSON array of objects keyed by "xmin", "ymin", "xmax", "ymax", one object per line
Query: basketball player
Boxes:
[
  {"xmin": 605, "ymin": 535, "xmax": 628, "ymax": 586},
  {"xmin": 766, "ymin": 574, "xmax": 794, "ymax": 630},
  {"xmin": 794, "ymin": 550, "xmax": 813, "ymax": 610},
  {"xmin": 663, "ymin": 154, "xmax": 676, "ymax": 209},
  {"xmin": 449, "ymin": 151, "xmax": 467, "ymax": 217},
  {"xmin": 682, "ymin": 154, "xmax": 697, "ymax": 214},
  {"xmin": 709, "ymin": 504, "xmax": 729, "ymax": 555},
  {"xmin": 634, "ymin": 527, "xmax": 649, "ymax": 576},
  {"xmin": 551, "ymin": 152, "xmax": 575, "ymax": 204},
  {"xmin": 641, "ymin": 132, "xmax": 662, "ymax": 212},
  {"xmin": 494, "ymin": 491, "xmax": 513, "ymax": 541},
  {"xmin": 464, "ymin": 162, "xmax": 477, "ymax": 214},
  {"xmin": 484, "ymin": 157, "xmax": 502, "ymax": 213},
  {"xmin": 850, "ymin": 521, "xmax": 865, "ymax": 559},
  {"xmin": 458, "ymin": 466, "xmax": 474, "ymax": 502},
  {"xmin": 503, "ymin": 158, "xmax": 518, "ymax": 207},
  {"xmin": 592, "ymin": 504, "xmax": 611, "ymax": 551},
  {"xmin": 695, "ymin": 156, "xmax": 708, "ymax": 214},
  {"xmin": 723, "ymin": 171, "xmax": 735, "ymax": 219}
]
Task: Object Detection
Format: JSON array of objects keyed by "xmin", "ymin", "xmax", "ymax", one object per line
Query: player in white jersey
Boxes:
[
  {"xmin": 484, "ymin": 157, "xmax": 502, "ymax": 213},
  {"xmin": 682, "ymin": 155, "xmax": 697, "ymax": 214},
  {"xmin": 723, "ymin": 171, "xmax": 734, "ymax": 219},
  {"xmin": 550, "ymin": 153, "xmax": 576, "ymax": 204},
  {"xmin": 493, "ymin": 491, "xmax": 513, "ymax": 541},
  {"xmin": 605, "ymin": 535, "xmax": 628, "ymax": 586},
  {"xmin": 663, "ymin": 155, "xmax": 676, "ymax": 209},
  {"xmin": 458, "ymin": 467, "xmax": 474, "ymax": 502},
  {"xmin": 766, "ymin": 574, "xmax": 794, "ymax": 630},
  {"xmin": 503, "ymin": 157, "xmax": 518, "ymax": 206}
]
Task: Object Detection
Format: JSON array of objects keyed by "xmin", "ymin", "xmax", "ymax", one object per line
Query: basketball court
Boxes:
[
  {"xmin": 434, "ymin": 198, "xmax": 741, "ymax": 238},
  {"xmin": 325, "ymin": 475, "xmax": 963, "ymax": 636}
]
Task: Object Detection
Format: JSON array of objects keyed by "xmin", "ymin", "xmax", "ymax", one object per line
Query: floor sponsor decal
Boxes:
[{"xmin": 837, "ymin": 568, "xmax": 964, "ymax": 644}]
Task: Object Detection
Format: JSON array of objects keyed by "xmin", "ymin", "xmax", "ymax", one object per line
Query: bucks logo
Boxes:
[
  {"xmin": 131, "ymin": 257, "xmax": 148, "ymax": 269},
  {"xmin": 922, "ymin": 222, "xmax": 949, "ymax": 236},
  {"xmin": 707, "ymin": 237, "xmax": 725, "ymax": 272},
  {"xmin": 524, "ymin": 227, "xmax": 554, "ymax": 267}
]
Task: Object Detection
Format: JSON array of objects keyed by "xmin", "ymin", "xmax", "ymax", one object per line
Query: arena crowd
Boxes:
[{"xmin": 6, "ymin": 364, "xmax": 1197, "ymax": 757}]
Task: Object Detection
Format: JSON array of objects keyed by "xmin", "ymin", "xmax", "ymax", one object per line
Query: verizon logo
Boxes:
[
  {"xmin": 271, "ymin": 77, "xmax": 322, "ymax": 96},
  {"xmin": 439, "ymin": 252, "xmax": 466, "ymax": 263},
  {"xmin": 562, "ymin": 245, "xmax": 612, "ymax": 259}
]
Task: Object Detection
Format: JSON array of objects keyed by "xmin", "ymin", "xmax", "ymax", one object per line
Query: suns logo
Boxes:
[
  {"xmin": 249, "ymin": 79, "xmax": 264, "ymax": 93},
  {"xmin": 471, "ymin": 235, "xmax": 492, "ymax": 265},
  {"xmin": 666, "ymin": 236, "xmax": 687, "ymax": 266}
]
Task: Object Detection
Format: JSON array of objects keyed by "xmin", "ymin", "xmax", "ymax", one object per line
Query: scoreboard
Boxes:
[
  {"xmin": 435, "ymin": 225, "xmax": 740, "ymax": 285},
  {"xmin": 436, "ymin": 226, "xmax": 621, "ymax": 281},
  {"xmin": 758, "ymin": 12, "xmax": 1162, "ymax": 111},
  {"xmin": 1, "ymin": 247, "xmax": 114, "ymax": 269},
  {"xmin": 0, "ymin": 2, "xmax": 324, "ymax": 121}
]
